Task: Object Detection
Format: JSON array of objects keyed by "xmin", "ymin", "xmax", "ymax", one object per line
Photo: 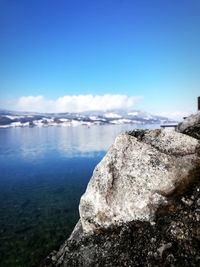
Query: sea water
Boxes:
[{"xmin": 0, "ymin": 124, "xmax": 157, "ymax": 267}]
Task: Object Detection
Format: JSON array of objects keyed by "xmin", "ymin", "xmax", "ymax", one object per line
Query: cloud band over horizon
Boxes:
[
  {"xmin": 0, "ymin": 94, "xmax": 193, "ymax": 120},
  {"xmin": 14, "ymin": 94, "xmax": 140, "ymax": 113}
]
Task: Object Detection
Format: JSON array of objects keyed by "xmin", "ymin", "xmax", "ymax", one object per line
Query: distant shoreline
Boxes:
[{"xmin": 0, "ymin": 110, "xmax": 176, "ymax": 128}]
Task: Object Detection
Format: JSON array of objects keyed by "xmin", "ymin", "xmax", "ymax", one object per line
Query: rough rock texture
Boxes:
[
  {"xmin": 176, "ymin": 112, "xmax": 200, "ymax": 139},
  {"xmin": 44, "ymin": 123, "xmax": 200, "ymax": 267},
  {"xmin": 79, "ymin": 129, "xmax": 200, "ymax": 233},
  {"xmin": 44, "ymin": 178, "xmax": 200, "ymax": 267}
]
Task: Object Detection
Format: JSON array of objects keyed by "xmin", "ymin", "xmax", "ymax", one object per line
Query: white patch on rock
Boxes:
[{"xmin": 79, "ymin": 129, "xmax": 200, "ymax": 233}]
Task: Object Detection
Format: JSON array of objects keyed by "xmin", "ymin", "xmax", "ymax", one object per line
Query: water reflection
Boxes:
[
  {"xmin": 57, "ymin": 125, "xmax": 135, "ymax": 156},
  {"xmin": 0, "ymin": 124, "xmax": 159, "ymax": 267},
  {"xmin": 0, "ymin": 125, "xmax": 157, "ymax": 159}
]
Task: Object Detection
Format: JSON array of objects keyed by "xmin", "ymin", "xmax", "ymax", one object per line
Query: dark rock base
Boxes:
[{"xmin": 44, "ymin": 177, "xmax": 200, "ymax": 267}]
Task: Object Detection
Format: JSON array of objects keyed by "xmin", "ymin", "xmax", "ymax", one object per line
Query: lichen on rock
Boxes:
[
  {"xmin": 44, "ymin": 178, "xmax": 200, "ymax": 267},
  {"xmin": 44, "ymin": 113, "xmax": 200, "ymax": 267},
  {"xmin": 79, "ymin": 129, "xmax": 200, "ymax": 233}
]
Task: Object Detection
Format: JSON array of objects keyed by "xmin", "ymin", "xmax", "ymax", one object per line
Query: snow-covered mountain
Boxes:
[{"xmin": 0, "ymin": 109, "xmax": 176, "ymax": 128}]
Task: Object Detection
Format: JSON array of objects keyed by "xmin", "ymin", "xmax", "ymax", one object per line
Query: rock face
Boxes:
[
  {"xmin": 44, "ymin": 119, "xmax": 200, "ymax": 267},
  {"xmin": 79, "ymin": 129, "xmax": 200, "ymax": 233},
  {"xmin": 45, "ymin": 178, "xmax": 200, "ymax": 267},
  {"xmin": 176, "ymin": 112, "xmax": 200, "ymax": 139}
]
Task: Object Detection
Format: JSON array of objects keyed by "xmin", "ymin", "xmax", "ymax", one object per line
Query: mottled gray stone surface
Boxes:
[
  {"xmin": 44, "ymin": 124, "xmax": 200, "ymax": 267},
  {"xmin": 44, "ymin": 178, "xmax": 200, "ymax": 267},
  {"xmin": 79, "ymin": 129, "xmax": 200, "ymax": 233},
  {"xmin": 176, "ymin": 112, "xmax": 200, "ymax": 139}
]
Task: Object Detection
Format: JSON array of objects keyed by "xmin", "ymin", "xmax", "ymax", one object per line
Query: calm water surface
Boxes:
[{"xmin": 0, "ymin": 124, "xmax": 157, "ymax": 267}]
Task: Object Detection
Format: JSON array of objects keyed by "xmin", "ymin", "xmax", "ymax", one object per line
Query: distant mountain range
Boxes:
[{"xmin": 0, "ymin": 109, "xmax": 176, "ymax": 128}]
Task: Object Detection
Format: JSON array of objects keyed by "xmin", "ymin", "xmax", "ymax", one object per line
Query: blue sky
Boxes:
[{"xmin": 0, "ymin": 0, "xmax": 200, "ymax": 118}]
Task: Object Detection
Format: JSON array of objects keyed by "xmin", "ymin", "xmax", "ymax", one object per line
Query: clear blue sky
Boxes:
[{"xmin": 0, "ymin": 0, "xmax": 200, "ymax": 117}]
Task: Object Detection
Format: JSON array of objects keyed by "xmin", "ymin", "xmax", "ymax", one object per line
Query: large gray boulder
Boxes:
[
  {"xmin": 45, "ymin": 176, "xmax": 200, "ymax": 267},
  {"xmin": 79, "ymin": 129, "xmax": 200, "ymax": 233},
  {"xmin": 176, "ymin": 112, "xmax": 200, "ymax": 139}
]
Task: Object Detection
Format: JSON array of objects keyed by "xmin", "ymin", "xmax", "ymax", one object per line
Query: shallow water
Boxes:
[{"xmin": 0, "ymin": 124, "xmax": 158, "ymax": 267}]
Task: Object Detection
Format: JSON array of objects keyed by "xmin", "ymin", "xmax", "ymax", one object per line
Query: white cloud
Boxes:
[
  {"xmin": 15, "ymin": 94, "xmax": 140, "ymax": 113},
  {"xmin": 17, "ymin": 96, "xmax": 47, "ymax": 111}
]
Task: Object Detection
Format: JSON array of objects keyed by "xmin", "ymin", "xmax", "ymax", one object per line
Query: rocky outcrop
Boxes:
[
  {"xmin": 45, "ymin": 178, "xmax": 200, "ymax": 267},
  {"xmin": 80, "ymin": 129, "xmax": 200, "ymax": 233},
  {"xmin": 176, "ymin": 112, "xmax": 200, "ymax": 139},
  {"xmin": 44, "ymin": 120, "xmax": 200, "ymax": 267}
]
